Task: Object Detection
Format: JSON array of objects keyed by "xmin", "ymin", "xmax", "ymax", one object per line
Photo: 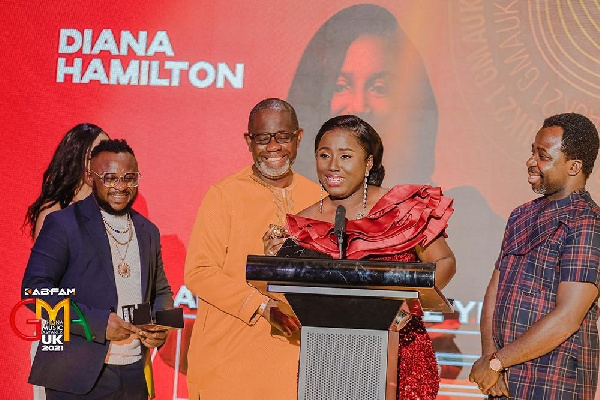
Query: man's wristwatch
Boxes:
[{"xmin": 489, "ymin": 352, "xmax": 504, "ymax": 372}]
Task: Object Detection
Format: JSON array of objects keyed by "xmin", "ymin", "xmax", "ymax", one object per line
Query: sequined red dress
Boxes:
[{"xmin": 286, "ymin": 184, "xmax": 454, "ymax": 400}]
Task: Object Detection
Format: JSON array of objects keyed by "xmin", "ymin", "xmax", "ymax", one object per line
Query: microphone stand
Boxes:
[{"xmin": 334, "ymin": 205, "xmax": 347, "ymax": 259}]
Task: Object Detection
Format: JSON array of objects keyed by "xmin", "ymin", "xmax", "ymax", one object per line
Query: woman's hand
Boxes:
[
  {"xmin": 416, "ymin": 236, "xmax": 456, "ymax": 289},
  {"xmin": 262, "ymin": 224, "xmax": 287, "ymax": 256}
]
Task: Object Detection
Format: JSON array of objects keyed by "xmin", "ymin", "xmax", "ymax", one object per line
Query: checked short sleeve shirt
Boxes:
[{"xmin": 493, "ymin": 190, "xmax": 600, "ymax": 400}]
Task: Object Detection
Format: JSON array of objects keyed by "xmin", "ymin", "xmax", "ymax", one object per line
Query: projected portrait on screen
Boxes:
[{"xmin": 288, "ymin": 4, "xmax": 437, "ymax": 185}]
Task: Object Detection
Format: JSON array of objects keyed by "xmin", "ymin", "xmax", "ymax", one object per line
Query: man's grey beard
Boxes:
[
  {"xmin": 255, "ymin": 158, "xmax": 292, "ymax": 179},
  {"xmin": 533, "ymin": 181, "xmax": 546, "ymax": 195}
]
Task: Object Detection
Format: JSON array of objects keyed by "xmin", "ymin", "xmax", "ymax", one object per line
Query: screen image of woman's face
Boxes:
[
  {"xmin": 287, "ymin": 6, "xmax": 438, "ymax": 185},
  {"xmin": 330, "ymin": 35, "xmax": 392, "ymax": 123},
  {"xmin": 328, "ymin": 32, "xmax": 436, "ymax": 184}
]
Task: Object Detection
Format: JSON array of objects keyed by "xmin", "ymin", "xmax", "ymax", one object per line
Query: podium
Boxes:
[{"xmin": 247, "ymin": 254, "xmax": 453, "ymax": 400}]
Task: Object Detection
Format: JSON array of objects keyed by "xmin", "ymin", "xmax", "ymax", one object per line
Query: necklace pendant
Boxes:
[{"xmin": 117, "ymin": 262, "xmax": 131, "ymax": 278}]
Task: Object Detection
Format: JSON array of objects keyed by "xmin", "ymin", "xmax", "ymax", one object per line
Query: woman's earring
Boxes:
[
  {"xmin": 319, "ymin": 184, "xmax": 324, "ymax": 213},
  {"xmin": 362, "ymin": 173, "xmax": 368, "ymax": 211},
  {"xmin": 356, "ymin": 172, "xmax": 368, "ymax": 219}
]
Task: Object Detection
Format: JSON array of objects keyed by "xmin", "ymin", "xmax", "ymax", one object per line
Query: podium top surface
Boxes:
[
  {"xmin": 246, "ymin": 255, "xmax": 453, "ymax": 312},
  {"xmin": 246, "ymin": 255, "xmax": 435, "ymax": 289}
]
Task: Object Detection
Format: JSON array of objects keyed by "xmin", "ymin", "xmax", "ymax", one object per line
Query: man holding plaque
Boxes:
[
  {"xmin": 22, "ymin": 139, "xmax": 174, "ymax": 399},
  {"xmin": 184, "ymin": 98, "xmax": 320, "ymax": 399}
]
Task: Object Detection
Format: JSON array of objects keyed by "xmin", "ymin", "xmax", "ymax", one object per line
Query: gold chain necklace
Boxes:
[
  {"xmin": 102, "ymin": 215, "xmax": 133, "ymax": 278},
  {"xmin": 103, "ymin": 217, "xmax": 133, "ymax": 246},
  {"xmin": 102, "ymin": 213, "xmax": 131, "ymax": 234}
]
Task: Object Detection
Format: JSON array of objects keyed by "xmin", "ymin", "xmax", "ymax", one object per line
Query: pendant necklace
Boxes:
[
  {"xmin": 113, "ymin": 239, "xmax": 132, "ymax": 278},
  {"xmin": 102, "ymin": 215, "xmax": 133, "ymax": 278}
]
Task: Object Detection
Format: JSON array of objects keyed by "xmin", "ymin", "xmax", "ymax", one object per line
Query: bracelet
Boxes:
[{"xmin": 257, "ymin": 297, "xmax": 269, "ymax": 316}]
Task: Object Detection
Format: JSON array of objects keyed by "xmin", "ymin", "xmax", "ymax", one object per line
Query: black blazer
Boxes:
[{"xmin": 22, "ymin": 195, "xmax": 173, "ymax": 394}]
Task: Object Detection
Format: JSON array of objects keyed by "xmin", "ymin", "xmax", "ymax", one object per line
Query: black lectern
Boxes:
[{"xmin": 246, "ymin": 255, "xmax": 453, "ymax": 400}]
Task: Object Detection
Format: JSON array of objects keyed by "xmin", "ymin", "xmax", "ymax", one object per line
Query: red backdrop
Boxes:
[{"xmin": 2, "ymin": 1, "xmax": 600, "ymax": 398}]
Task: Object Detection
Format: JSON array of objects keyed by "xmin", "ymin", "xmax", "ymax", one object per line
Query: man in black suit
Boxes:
[{"xmin": 22, "ymin": 139, "xmax": 173, "ymax": 399}]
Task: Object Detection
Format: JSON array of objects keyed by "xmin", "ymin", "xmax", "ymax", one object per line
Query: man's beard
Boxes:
[
  {"xmin": 528, "ymin": 166, "xmax": 546, "ymax": 195},
  {"xmin": 93, "ymin": 184, "xmax": 137, "ymax": 215},
  {"xmin": 254, "ymin": 157, "xmax": 292, "ymax": 179},
  {"xmin": 533, "ymin": 182, "xmax": 546, "ymax": 195}
]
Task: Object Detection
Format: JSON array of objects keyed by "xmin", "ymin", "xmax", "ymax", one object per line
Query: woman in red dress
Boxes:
[{"xmin": 265, "ymin": 115, "xmax": 456, "ymax": 399}]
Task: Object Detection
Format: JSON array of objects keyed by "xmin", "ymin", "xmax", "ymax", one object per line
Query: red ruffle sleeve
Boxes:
[{"xmin": 286, "ymin": 185, "xmax": 454, "ymax": 259}]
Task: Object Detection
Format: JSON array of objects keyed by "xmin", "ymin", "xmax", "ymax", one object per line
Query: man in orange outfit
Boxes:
[{"xmin": 184, "ymin": 98, "xmax": 321, "ymax": 399}]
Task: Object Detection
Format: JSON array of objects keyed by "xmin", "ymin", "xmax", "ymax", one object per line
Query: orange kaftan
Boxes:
[{"xmin": 184, "ymin": 166, "xmax": 320, "ymax": 399}]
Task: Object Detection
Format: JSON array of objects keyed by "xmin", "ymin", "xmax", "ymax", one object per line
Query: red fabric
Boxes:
[
  {"xmin": 286, "ymin": 185, "xmax": 454, "ymax": 399},
  {"xmin": 286, "ymin": 184, "xmax": 453, "ymax": 259},
  {"xmin": 397, "ymin": 317, "xmax": 441, "ymax": 400}
]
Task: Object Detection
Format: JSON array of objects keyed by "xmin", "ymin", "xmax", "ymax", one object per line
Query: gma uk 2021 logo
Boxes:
[{"xmin": 10, "ymin": 288, "xmax": 93, "ymax": 351}]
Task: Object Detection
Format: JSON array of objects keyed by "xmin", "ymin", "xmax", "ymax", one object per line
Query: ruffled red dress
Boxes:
[{"xmin": 286, "ymin": 184, "xmax": 454, "ymax": 400}]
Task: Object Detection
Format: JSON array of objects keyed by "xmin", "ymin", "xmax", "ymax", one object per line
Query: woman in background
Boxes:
[
  {"xmin": 265, "ymin": 115, "xmax": 456, "ymax": 399},
  {"xmin": 24, "ymin": 123, "xmax": 108, "ymax": 399},
  {"xmin": 25, "ymin": 123, "xmax": 108, "ymax": 238}
]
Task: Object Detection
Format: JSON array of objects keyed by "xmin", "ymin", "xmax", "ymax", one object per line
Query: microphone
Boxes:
[{"xmin": 334, "ymin": 205, "xmax": 347, "ymax": 259}]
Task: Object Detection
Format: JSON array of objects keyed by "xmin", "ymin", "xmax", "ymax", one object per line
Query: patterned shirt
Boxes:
[{"xmin": 493, "ymin": 190, "xmax": 600, "ymax": 400}]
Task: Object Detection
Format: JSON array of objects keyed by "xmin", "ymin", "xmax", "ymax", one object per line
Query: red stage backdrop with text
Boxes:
[{"xmin": 2, "ymin": 1, "xmax": 600, "ymax": 399}]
